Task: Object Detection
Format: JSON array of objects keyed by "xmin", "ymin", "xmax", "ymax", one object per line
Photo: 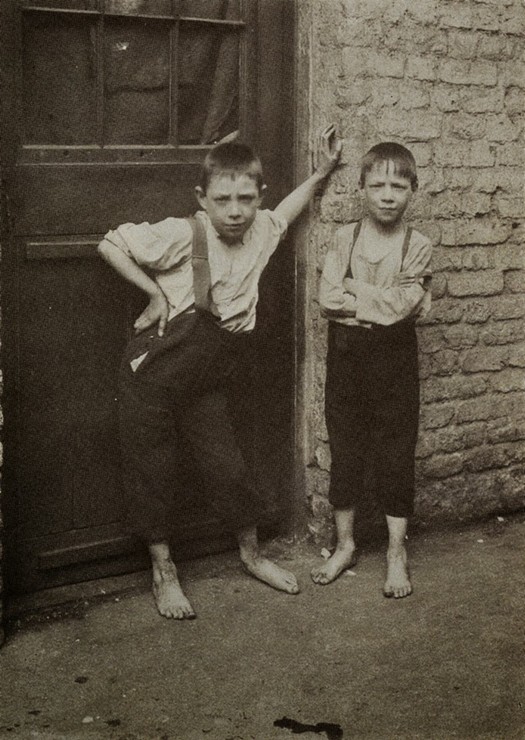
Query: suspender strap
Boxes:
[
  {"xmin": 401, "ymin": 226, "xmax": 412, "ymax": 266},
  {"xmin": 344, "ymin": 221, "xmax": 361, "ymax": 279},
  {"xmin": 186, "ymin": 215, "xmax": 220, "ymax": 317},
  {"xmin": 344, "ymin": 221, "xmax": 413, "ymax": 279}
]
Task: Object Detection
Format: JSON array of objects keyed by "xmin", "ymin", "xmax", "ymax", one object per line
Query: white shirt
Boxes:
[
  {"xmin": 104, "ymin": 209, "xmax": 288, "ymax": 333},
  {"xmin": 319, "ymin": 221, "xmax": 432, "ymax": 326}
]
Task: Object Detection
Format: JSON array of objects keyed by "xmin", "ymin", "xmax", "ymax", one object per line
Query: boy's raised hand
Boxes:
[
  {"xmin": 134, "ymin": 291, "xmax": 169, "ymax": 337},
  {"xmin": 315, "ymin": 124, "xmax": 343, "ymax": 178}
]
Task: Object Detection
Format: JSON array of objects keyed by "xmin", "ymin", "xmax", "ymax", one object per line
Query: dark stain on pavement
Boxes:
[{"xmin": 274, "ymin": 716, "xmax": 343, "ymax": 738}]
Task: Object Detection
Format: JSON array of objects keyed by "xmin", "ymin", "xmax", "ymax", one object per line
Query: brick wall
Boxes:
[{"xmin": 298, "ymin": 0, "xmax": 525, "ymax": 539}]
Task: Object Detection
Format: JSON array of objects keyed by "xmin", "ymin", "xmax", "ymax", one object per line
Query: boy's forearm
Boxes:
[
  {"xmin": 274, "ymin": 171, "xmax": 328, "ymax": 226},
  {"xmin": 98, "ymin": 239, "xmax": 161, "ymax": 297}
]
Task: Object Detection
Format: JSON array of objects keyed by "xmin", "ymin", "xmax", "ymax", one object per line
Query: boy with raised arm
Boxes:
[
  {"xmin": 98, "ymin": 127, "xmax": 341, "ymax": 619},
  {"xmin": 312, "ymin": 142, "xmax": 432, "ymax": 598}
]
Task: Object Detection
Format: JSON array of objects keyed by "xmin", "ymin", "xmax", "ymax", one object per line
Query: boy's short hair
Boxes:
[
  {"xmin": 199, "ymin": 142, "xmax": 264, "ymax": 193},
  {"xmin": 359, "ymin": 142, "xmax": 418, "ymax": 191}
]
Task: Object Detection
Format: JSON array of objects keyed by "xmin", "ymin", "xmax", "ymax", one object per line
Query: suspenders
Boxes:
[
  {"xmin": 344, "ymin": 221, "xmax": 412, "ymax": 279},
  {"xmin": 186, "ymin": 215, "xmax": 220, "ymax": 317}
]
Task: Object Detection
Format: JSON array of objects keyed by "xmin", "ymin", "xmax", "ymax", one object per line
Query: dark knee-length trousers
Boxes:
[
  {"xmin": 325, "ymin": 320, "xmax": 420, "ymax": 518},
  {"xmin": 118, "ymin": 312, "xmax": 262, "ymax": 543}
]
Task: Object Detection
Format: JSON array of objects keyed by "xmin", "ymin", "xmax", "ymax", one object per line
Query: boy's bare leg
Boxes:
[
  {"xmin": 311, "ymin": 507, "xmax": 357, "ymax": 585},
  {"xmin": 149, "ymin": 541, "xmax": 196, "ymax": 619},
  {"xmin": 384, "ymin": 515, "xmax": 412, "ymax": 599},
  {"xmin": 237, "ymin": 525, "xmax": 300, "ymax": 594}
]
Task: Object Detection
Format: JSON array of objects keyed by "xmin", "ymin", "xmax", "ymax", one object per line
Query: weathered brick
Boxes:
[
  {"xmin": 461, "ymin": 346, "xmax": 508, "ymax": 372},
  {"xmin": 487, "ymin": 418, "xmax": 525, "ymax": 444},
  {"xmin": 509, "ymin": 344, "xmax": 525, "ymax": 367},
  {"xmin": 444, "ymin": 168, "xmax": 472, "ymax": 190},
  {"xmin": 455, "ymin": 394, "xmax": 498, "ymax": 422},
  {"xmin": 496, "ymin": 143, "xmax": 524, "ymax": 167},
  {"xmin": 406, "ymin": 57, "xmax": 437, "ymax": 81},
  {"xmin": 477, "ymin": 33, "xmax": 518, "ymax": 62},
  {"xmin": 460, "ymin": 194, "xmax": 492, "ymax": 217},
  {"xmin": 406, "ymin": 0, "xmax": 439, "ymax": 25},
  {"xmin": 467, "ymin": 140, "xmax": 497, "ymax": 167},
  {"xmin": 431, "ymin": 84, "xmax": 461, "ymax": 111},
  {"xmin": 422, "ymin": 453, "xmax": 464, "ymax": 478},
  {"xmin": 480, "ymin": 320, "xmax": 525, "ymax": 346},
  {"xmin": 420, "ymin": 403, "xmax": 456, "ymax": 430},
  {"xmin": 422, "ymin": 374, "xmax": 487, "ymax": 402},
  {"xmin": 465, "ymin": 445, "xmax": 512, "ymax": 472},
  {"xmin": 500, "ymin": 5, "xmax": 525, "ymax": 35},
  {"xmin": 418, "ymin": 325, "xmax": 445, "ymax": 353},
  {"xmin": 494, "ymin": 195, "xmax": 524, "ymax": 219},
  {"xmin": 493, "ymin": 245, "xmax": 525, "ymax": 271},
  {"xmin": 444, "ymin": 112, "xmax": 487, "ymax": 141},
  {"xmin": 448, "ymin": 30, "xmax": 479, "ymax": 59},
  {"xmin": 492, "ymin": 295, "xmax": 525, "ymax": 321},
  {"xmin": 420, "ymin": 349, "xmax": 459, "ymax": 375},
  {"xmin": 452, "ymin": 219, "xmax": 509, "ymax": 246},
  {"xmin": 464, "ymin": 299, "xmax": 491, "ymax": 324},
  {"xmin": 377, "ymin": 109, "xmax": 441, "ymax": 140},
  {"xmin": 473, "ymin": 4, "xmax": 500, "ymax": 32},
  {"xmin": 485, "ymin": 114, "xmax": 521, "ymax": 143},
  {"xmin": 462, "ymin": 88, "xmax": 505, "ymax": 114},
  {"xmin": 431, "ymin": 249, "xmax": 461, "ymax": 273},
  {"xmin": 399, "ymin": 82, "xmax": 431, "ymax": 110},
  {"xmin": 447, "ymin": 271, "xmax": 504, "ymax": 297},
  {"xmin": 410, "ymin": 142, "xmax": 433, "ymax": 167},
  {"xmin": 438, "ymin": 59, "xmax": 497, "ymax": 86},
  {"xmin": 475, "ymin": 166, "xmax": 523, "ymax": 194},
  {"xmin": 439, "ymin": 4, "xmax": 474, "ymax": 30},
  {"xmin": 505, "ymin": 270, "xmax": 524, "ymax": 293},
  {"xmin": 420, "ymin": 298, "xmax": 464, "ymax": 324},
  {"xmin": 342, "ymin": 48, "xmax": 406, "ymax": 78},
  {"xmin": 443, "ymin": 324, "xmax": 479, "ymax": 348},
  {"xmin": 490, "ymin": 368, "xmax": 525, "ymax": 393}
]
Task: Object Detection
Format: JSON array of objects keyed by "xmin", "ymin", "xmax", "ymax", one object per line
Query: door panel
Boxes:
[{"xmin": 3, "ymin": 0, "xmax": 294, "ymax": 596}]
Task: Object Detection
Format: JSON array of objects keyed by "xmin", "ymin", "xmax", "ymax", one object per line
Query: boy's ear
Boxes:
[
  {"xmin": 260, "ymin": 184, "xmax": 268, "ymax": 199},
  {"xmin": 195, "ymin": 186, "xmax": 206, "ymax": 208}
]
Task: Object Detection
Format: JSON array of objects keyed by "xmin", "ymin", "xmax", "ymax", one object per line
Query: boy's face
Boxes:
[
  {"xmin": 361, "ymin": 160, "xmax": 414, "ymax": 228},
  {"xmin": 195, "ymin": 173, "xmax": 264, "ymax": 244}
]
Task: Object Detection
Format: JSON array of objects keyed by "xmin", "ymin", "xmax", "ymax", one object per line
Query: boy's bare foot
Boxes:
[
  {"xmin": 151, "ymin": 559, "xmax": 196, "ymax": 619},
  {"xmin": 311, "ymin": 544, "xmax": 357, "ymax": 585},
  {"xmin": 241, "ymin": 555, "xmax": 300, "ymax": 594},
  {"xmin": 383, "ymin": 547, "xmax": 412, "ymax": 599}
]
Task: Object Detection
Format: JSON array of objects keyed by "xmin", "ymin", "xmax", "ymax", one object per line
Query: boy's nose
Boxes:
[{"xmin": 227, "ymin": 200, "xmax": 242, "ymax": 217}]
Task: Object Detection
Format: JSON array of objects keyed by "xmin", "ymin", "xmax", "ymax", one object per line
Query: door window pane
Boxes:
[
  {"xmin": 179, "ymin": 25, "xmax": 239, "ymax": 144},
  {"xmin": 104, "ymin": 0, "xmax": 173, "ymax": 16},
  {"xmin": 180, "ymin": 0, "xmax": 241, "ymax": 21},
  {"xmin": 104, "ymin": 19, "xmax": 170, "ymax": 144},
  {"xmin": 22, "ymin": 12, "xmax": 98, "ymax": 144}
]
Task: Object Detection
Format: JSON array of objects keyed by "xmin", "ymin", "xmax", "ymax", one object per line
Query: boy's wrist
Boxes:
[
  {"xmin": 146, "ymin": 285, "xmax": 164, "ymax": 299},
  {"xmin": 312, "ymin": 169, "xmax": 329, "ymax": 182}
]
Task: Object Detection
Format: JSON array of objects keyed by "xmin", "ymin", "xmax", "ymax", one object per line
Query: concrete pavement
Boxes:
[{"xmin": 1, "ymin": 514, "xmax": 524, "ymax": 739}]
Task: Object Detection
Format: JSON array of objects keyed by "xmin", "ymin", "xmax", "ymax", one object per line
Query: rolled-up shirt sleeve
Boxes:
[
  {"xmin": 345, "ymin": 235, "xmax": 432, "ymax": 325},
  {"xmin": 103, "ymin": 217, "xmax": 192, "ymax": 270},
  {"xmin": 319, "ymin": 226, "xmax": 357, "ymax": 318}
]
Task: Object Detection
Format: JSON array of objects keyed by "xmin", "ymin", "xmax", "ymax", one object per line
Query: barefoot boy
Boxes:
[
  {"xmin": 98, "ymin": 127, "xmax": 341, "ymax": 618},
  {"xmin": 312, "ymin": 142, "xmax": 432, "ymax": 598}
]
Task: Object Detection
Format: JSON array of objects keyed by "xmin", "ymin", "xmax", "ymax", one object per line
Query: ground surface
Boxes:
[{"xmin": 0, "ymin": 515, "xmax": 524, "ymax": 739}]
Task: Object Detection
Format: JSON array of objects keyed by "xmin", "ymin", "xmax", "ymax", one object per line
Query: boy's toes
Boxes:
[{"xmin": 310, "ymin": 567, "xmax": 328, "ymax": 585}]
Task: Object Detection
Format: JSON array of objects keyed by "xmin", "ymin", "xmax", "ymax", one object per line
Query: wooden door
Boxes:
[{"xmin": 1, "ymin": 0, "xmax": 295, "ymax": 596}]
